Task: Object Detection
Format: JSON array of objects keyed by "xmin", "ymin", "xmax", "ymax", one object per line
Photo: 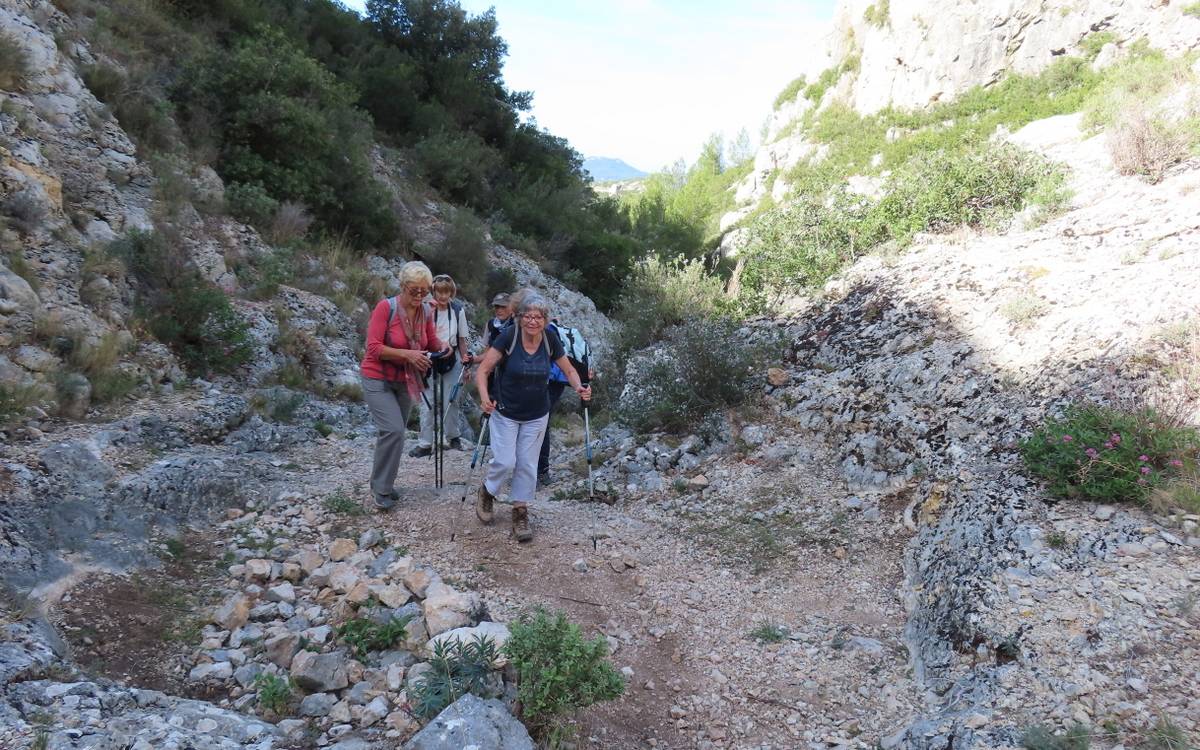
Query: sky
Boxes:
[{"xmin": 340, "ymin": 0, "xmax": 837, "ymax": 172}]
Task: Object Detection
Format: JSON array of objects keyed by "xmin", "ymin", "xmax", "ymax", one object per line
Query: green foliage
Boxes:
[
  {"xmin": 503, "ymin": 609, "xmax": 624, "ymax": 732},
  {"xmin": 423, "ymin": 208, "xmax": 488, "ymax": 302},
  {"xmin": 612, "ymin": 256, "xmax": 729, "ymax": 356},
  {"xmin": 741, "ymin": 141, "xmax": 1066, "ymax": 309},
  {"xmin": 1183, "ymin": 3, "xmax": 1200, "ymax": 18},
  {"xmin": 176, "ymin": 27, "xmax": 398, "ymax": 249},
  {"xmin": 863, "ymin": 0, "xmax": 890, "ymax": 28},
  {"xmin": 108, "ymin": 230, "xmax": 252, "ymax": 376},
  {"xmin": 337, "ymin": 613, "xmax": 415, "ymax": 658},
  {"xmin": 1021, "ymin": 724, "xmax": 1091, "ymax": 750},
  {"xmin": 1082, "ymin": 46, "xmax": 1186, "ymax": 131},
  {"xmin": 412, "ymin": 635, "xmax": 501, "ymax": 719},
  {"xmin": 0, "ymin": 32, "xmax": 30, "ymax": 90},
  {"xmin": 804, "ymin": 55, "xmax": 860, "ymax": 103},
  {"xmin": 1079, "ymin": 31, "xmax": 1117, "ymax": 61},
  {"xmin": 80, "ymin": 62, "xmax": 179, "ymax": 154},
  {"xmin": 773, "ymin": 76, "xmax": 807, "ymax": 110},
  {"xmin": 1020, "ymin": 405, "xmax": 1200, "ymax": 503},
  {"xmin": 0, "ymin": 382, "xmax": 44, "ymax": 427},
  {"xmin": 749, "ymin": 623, "xmax": 789, "ymax": 643},
  {"xmin": 618, "ymin": 317, "xmax": 766, "ymax": 435},
  {"xmin": 323, "ymin": 490, "xmax": 365, "ymax": 515},
  {"xmin": 1143, "ymin": 717, "xmax": 1193, "ymax": 750},
  {"xmin": 253, "ymin": 673, "xmax": 294, "ymax": 715}
]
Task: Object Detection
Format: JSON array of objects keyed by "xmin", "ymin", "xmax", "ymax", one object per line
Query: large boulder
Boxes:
[
  {"xmin": 290, "ymin": 649, "xmax": 349, "ymax": 693},
  {"xmin": 402, "ymin": 694, "xmax": 533, "ymax": 750}
]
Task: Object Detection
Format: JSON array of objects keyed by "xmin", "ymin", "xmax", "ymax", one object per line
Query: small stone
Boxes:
[
  {"xmin": 964, "ymin": 713, "xmax": 989, "ymax": 729},
  {"xmin": 1117, "ymin": 542, "xmax": 1150, "ymax": 557},
  {"xmin": 267, "ymin": 582, "xmax": 297, "ymax": 603},
  {"xmin": 386, "ymin": 710, "xmax": 418, "ymax": 735},
  {"xmin": 422, "ymin": 581, "xmax": 475, "ymax": 636},
  {"xmin": 373, "ymin": 584, "xmax": 410, "ymax": 608},
  {"xmin": 687, "ymin": 475, "xmax": 709, "ymax": 489},
  {"xmin": 189, "ymin": 661, "xmax": 233, "ymax": 682},
  {"xmin": 621, "ymin": 666, "xmax": 635, "ymax": 678},
  {"xmin": 767, "ymin": 368, "xmax": 789, "ymax": 387},
  {"xmin": 329, "ymin": 538, "xmax": 358, "ymax": 562},
  {"xmin": 297, "ymin": 550, "xmax": 325, "ymax": 575},
  {"xmin": 264, "ymin": 632, "xmax": 302, "ymax": 669},
  {"xmin": 359, "ymin": 529, "xmax": 383, "ymax": 550},
  {"xmin": 291, "ymin": 649, "xmax": 350, "ymax": 692},
  {"xmin": 1127, "ymin": 677, "xmax": 1149, "ymax": 694},
  {"xmin": 245, "ymin": 559, "xmax": 273, "ymax": 580},
  {"xmin": 572, "ymin": 559, "xmax": 588, "ymax": 573},
  {"xmin": 300, "ymin": 692, "xmax": 338, "ymax": 717},
  {"xmin": 330, "ymin": 564, "xmax": 361, "ymax": 593},
  {"xmin": 360, "ymin": 695, "xmax": 389, "ymax": 727},
  {"xmin": 280, "ymin": 563, "xmax": 303, "ymax": 581},
  {"xmin": 1094, "ymin": 505, "xmax": 1117, "ymax": 521},
  {"xmin": 403, "ymin": 567, "xmax": 436, "ymax": 598},
  {"xmin": 212, "ymin": 594, "xmax": 251, "ymax": 631}
]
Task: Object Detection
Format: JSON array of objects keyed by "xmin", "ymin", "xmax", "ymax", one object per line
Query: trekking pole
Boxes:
[
  {"xmin": 434, "ymin": 370, "xmax": 444, "ymax": 489},
  {"xmin": 581, "ymin": 372, "xmax": 594, "ymax": 500},
  {"xmin": 451, "ymin": 414, "xmax": 490, "ymax": 542}
]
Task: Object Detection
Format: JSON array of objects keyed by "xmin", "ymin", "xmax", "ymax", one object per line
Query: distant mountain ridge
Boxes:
[{"xmin": 582, "ymin": 156, "xmax": 647, "ymax": 182}]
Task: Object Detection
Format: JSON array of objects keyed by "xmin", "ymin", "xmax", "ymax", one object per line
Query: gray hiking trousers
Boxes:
[{"xmin": 362, "ymin": 376, "xmax": 413, "ymax": 498}]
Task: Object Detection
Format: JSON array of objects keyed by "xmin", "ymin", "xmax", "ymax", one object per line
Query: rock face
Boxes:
[
  {"xmin": 826, "ymin": 0, "xmax": 1199, "ymax": 116},
  {"xmin": 403, "ymin": 694, "xmax": 534, "ymax": 750}
]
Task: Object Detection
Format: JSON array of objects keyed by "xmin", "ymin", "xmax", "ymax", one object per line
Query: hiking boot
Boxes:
[
  {"xmin": 373, "ymin": 492, "xmax": 396, "ymax": 511},
  {"xmin": 512, "ymin": 505, "xmax": 532, "ymax": 542},
  {"xmin": 476, "ymin": 484, "xmax": 495, "ymax": 525},
  {"xmin": 447, "ymin": 438, "xmax": 465, "ymax": 451},
  {"xmin": 409, "ymin": 445, "xmax": 432, "ymax": 458},
  {"xmin": 537, "ymin": 471, "xmax": 554, "ymax": 487}
]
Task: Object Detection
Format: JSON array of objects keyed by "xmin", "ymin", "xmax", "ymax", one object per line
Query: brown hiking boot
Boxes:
[
  {"xmin": 512, "ymin": 505, "xmax": 532, "ymax": 542},
  {"xmin": 476, "ymin": 485, "xmax": 495, "ymax": 524}
]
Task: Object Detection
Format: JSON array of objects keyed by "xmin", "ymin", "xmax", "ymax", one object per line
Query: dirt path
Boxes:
[{"xmin": 292, "ymin": 434, "xmax": 922, "ymax": 749}]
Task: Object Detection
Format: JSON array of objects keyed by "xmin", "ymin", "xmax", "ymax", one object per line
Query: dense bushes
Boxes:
[
  {"xmin": 612, "ymin": 256, "xmax": 729, "ymax": 356},
  {"xmin": 175, "ymin": 29, "xmax": 398, "ymax": 249},
  {"xmin": 422, "ymin": 208, "xmax": 488, "ymax": 301},
  {"xmin": 503, "ymin": 608, "xmax": 625, "ymax": 733},
  {"xmin": 1021, "ymin": 405, "xmax": 1200, "ymax": 503}
]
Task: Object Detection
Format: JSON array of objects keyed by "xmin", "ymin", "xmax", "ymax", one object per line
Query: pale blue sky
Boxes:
[{"xmin": 340, "ymin": 0, "xmax": 836, "ymax": 171}]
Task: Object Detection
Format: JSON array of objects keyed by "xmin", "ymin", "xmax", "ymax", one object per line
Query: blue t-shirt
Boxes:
[{"xmin": 491, "ymin": 327, "xmax": 565, "ymax": 421}]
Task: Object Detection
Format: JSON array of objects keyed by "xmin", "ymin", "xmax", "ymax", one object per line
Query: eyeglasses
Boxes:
[
  {"xmin": 520, "ymin": 313, "xmax": 545, "ymax": 322},
  {"xmin": 405, "ymin": 286, "xmax": 429, "ymax": 297}
]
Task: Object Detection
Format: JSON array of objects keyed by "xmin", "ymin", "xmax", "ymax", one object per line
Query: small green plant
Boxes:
[
  {"xmin": 1021, "ymin": 404, "xmax": 1200, "ymax": 503},
  {"xmin": 1142, "ymin": 717, "xmax": 1193, "ymax": 750},
  {"xmin": 773, "ymin": 76, "xmax": 807, "ymax": 110},
  {"xmin": 313, "ymin": 420, "xmax": 334, "ymax": 437},
  {"xmin": 503, "ymin": 608, "xmax": 625, "ymax": 733},
  {"xmin": 0, "ymin": 382, "xmax": 43, "ymax": 427},
  {"xmin": 863, "ymin": 0, "xmax": 890, "ymax": 28},
  {"xmin": 412, "ymin": 636, "xmax": 501, "ymax": 719},
  {"xmin": 1183, "ymin": 3, "xmax": 1200, "ymax": 19},
  {"xmin": 336, "ymin": 613, "xmax": 415, "ymax": 659},
  {"xmin": 1045, "ymin": 531, "xmax": 1069, "ymax": 550},
  {"xmin": 1021, "ymin": 723, "xmax": 1091, "ymax": 750},
  {"xmin": 163, "ymin": 537, "xmax": 186, "ymax": 561},
  {"xmin": 1001, "ymin": 293, "xmax": 1048, "ymax": 328},
  {"xmin": 323, "ymin": 490, "xmax": 365, "ymax": 515},
  {"xmin": 749, "ymin": 622, "xmax": 789, "ymax": 643},
  {"xmin": 32, "ymin": 729, "xmax": 49, "ymax": 750},
  {"xmin": 254, "ymin": 672, "xmax": 294, "ymax": 715}
]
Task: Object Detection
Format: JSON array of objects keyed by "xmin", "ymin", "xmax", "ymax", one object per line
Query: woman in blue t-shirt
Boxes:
[{"xmin": 473, "ymin": 294, "xmax": 591, "ymax": 541}]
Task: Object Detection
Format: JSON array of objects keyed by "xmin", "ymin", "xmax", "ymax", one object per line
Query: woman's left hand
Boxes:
[{"xmin": 576, "ymin": 384, "xmax": 592, "ymax": 402}]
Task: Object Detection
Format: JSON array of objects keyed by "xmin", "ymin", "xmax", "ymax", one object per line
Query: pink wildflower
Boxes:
[
  {"xmin": 1169, "ymin": 459, "xmax": 1183, "ymax": 467},
  {"xmin": 1140, "ymin": 466, "xmax": 1151, "ymax": 475},
  {"xmin": 1062, "ymin": 435, "xmax": 1074, "ymax": 443},
  {"xmin": 1138, "ymin": 478, "xmax": 1147, "ymax": 485},
  {"xmin": 1138, "ymin": 455, "xmax": 1149, "ymax": 462},
  {"xmin": 1110, "ymin": 433, "xmax": 1121, "ymax": 444},
  {"xmin": 1085, "ymin": 448, "xmax": 1099, "ymax": 458}
]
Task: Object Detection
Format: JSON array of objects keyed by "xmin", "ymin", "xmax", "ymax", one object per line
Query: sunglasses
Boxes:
[{"xmin": 405, "ymin": 286, "xmax": 430, "ymax": 297}]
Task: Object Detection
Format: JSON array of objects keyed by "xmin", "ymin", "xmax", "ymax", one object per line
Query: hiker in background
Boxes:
[
  {"xmin": 473, "ymin": 294, "xmax": 591, "ymax": 541},
  {"xmin": 485, "ymin": 292, "xmax": 512, "ymax": 346},
  {"xmin": 411, "ymin": 274, "xmax": 472, "ymax": 456},
  {"xmin": 538, "ymin": 319, "xmax": 593, "ymax": 484},
  {"xmin": 360, "ymin": 261, "xmax": 449, "ymax": 511}
]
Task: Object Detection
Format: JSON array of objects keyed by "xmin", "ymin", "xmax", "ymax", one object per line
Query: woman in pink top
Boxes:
[{"xmin": 360, "ymin": 261, "xmax": 449, "ymax": 510}]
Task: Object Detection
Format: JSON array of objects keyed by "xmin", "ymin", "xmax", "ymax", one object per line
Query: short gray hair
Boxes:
[
  {"xmin": 518, "ymin": 293, "xmax": 551, "ymax": 321},
  {"xmin": 398, "ymin": 260, "xmax": 433, "ymax": 290}
]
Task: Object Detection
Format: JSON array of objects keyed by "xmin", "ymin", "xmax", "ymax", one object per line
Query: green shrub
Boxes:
[
  {"xmin": 1082, "ymin": 45, "xmax": 1182, "ymax": 131},
  {"xmin": 1079, "ymin": 31, "xmax": 1117, "ymax": 61},
  {"xmin": 1185, "ymin": 3, "xmax": 1200, "ymax": 18},
  {"xmin": 412, "ymin": 636, "xmax": 501, "ymax": 719},
  {"xmin": 612, "ymin": 256, "xmax": 729, "ymax": 355},
  {"xmin": 110, "ymin": 230, "xmax": 252, "ymax": 376},
  {"xmin": 336, "ymin": 613, "xmax": 414, "ymax": 659},
  {"xmin": 253, "ymin": 673, "xmax": 294, "ymax": 715},
  {"xmin": 323, "ymin": 489, "xmax": 364, "ymax": 515},
  {"xmin": 224, "ymin": 182, "xmax": 280, "ymax": 230},
  {"xmin": 412, "ymin": 130, "xmax": 503, "ymax": 209},
  {"xmin": 81, "ymin": 62, "xmax": 179, "ymax": 154},
  {"xmin": 749, "ymin": 623, "xmax": 788, "ymax": 643},
  {"xmin": 503, "ymin": 609, "xmax": 624, "ymax": 733},
  {"xmin": 1142, "ymin": 717, "xmax": 1193, "ymax": 750},
  {"xmin": 1021, "ymin": 405, "xmax": 1200, "ymax": 503},
  {"xmin": 0, "ymin": 382, "xmax": 44, "ymax": 427},
  {"xmin": 617, "ymin": 316, "xmax": 765, "ymax": 435},
  {"xmin": 176, "ymin": 28, "xmax": 398, "ymax": 249},
  {"xmin": 0, "ymin": 32, "xmax": 30, "ymax": 90},
  {"xmin": 423, "ymin": 208, "xmax": 488, "ymax": 302},
  {"xmin": 863, "ymin": 0, "xmax": 890, "ymax": 28},
  {"xmin": 1021, "ymin": 724, "xmax": 1091, "ymax": 750},
  {"xmin": 773, "ymin": 76, "xmax": 807, "ymax": 110}
]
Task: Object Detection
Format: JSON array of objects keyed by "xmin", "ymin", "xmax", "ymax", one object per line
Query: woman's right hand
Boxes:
[
  {"xmin": 402, "ymin": 349, "xmax": 432, "ymax": 373},
  {"xmin": 481, "ymin": 396, "xmax": 497, "ymax": 415}
]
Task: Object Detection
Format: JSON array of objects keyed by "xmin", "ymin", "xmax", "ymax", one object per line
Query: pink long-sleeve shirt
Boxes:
[{"xmin": 360, "ymin": 299, "xmax": 445, "ymax": 383}]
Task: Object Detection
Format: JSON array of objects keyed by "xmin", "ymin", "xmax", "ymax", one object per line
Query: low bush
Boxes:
[
  {"xmin": 617, "ymin": 316, "xmax": 764, "ymax": 435},
  {"xmin": 1186, "ymin": 2, "xmax": 1200, "ymax": 18},
  {"xmin": 1021, "ymin": 404, "xmax": 1200, "ymax": 503},
  {"xmin": 1107, "ymin": 113, "xmax": 1186, "ymax": 183},
  {"xmin": 225, "ymin": 183, "xmax": 280, "ymax": 230},
  {"xmin": 412, "ymin": 636, "xmax": 501, "ymax": 719},
  {"xmin": 0, "ymin": 382, "xmax": 44, "ymax": 427},
  {"xmin": 863, "ymin": 0, "xmax": 890, "ymax": 28},
  {"xmin": 612, "ymin": 256, "xmax": 729, "ymax": 356},
  {"xmin": 253, "ymin": 673, "xmax": 294, "ymax": 715},
  {"xmin": 2, "ymin": 190, "xmax": 48, "ymax": 235},
  {"xmin": 503, "ymin": 609, "xmax": 624, "ymax": 733},
  {"xmin": 422, "ymin": 208, "xmax": 488, "ymax": 302},
  {"xmin": 0, "ymin": 32, "xmax": 30, "ymax": 90},
  {"xmin": 773, "ymin": 76, "xmax": 807, "ymax": 110},
  {"xmin": 109, "ymin": 230, "xmax": 252, "ymax": 375},
  {"xmin": 336, "ymin": 614, "xmax": 414, "ymax": 659},
  {"xmin": 267, "ymin": 202, "xmax": 313, "ymax": 246},
  {"xmin": 1021, "ymin": 723, "xmax": 1091, "ymax": 750}
]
